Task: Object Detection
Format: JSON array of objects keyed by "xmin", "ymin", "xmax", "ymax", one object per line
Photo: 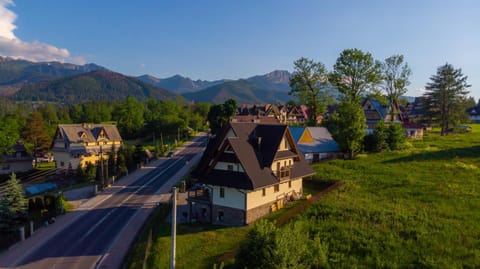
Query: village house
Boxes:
[
  {"xmin": 363, "ymin": 98, "xmax": 404, "ymax": 134},
  {"xmin": 466, "ymin": 104, "xmax": 480, "ymax": 123},
  {"xmin": 0, "ymin": 140, "xmax": 33, "ymax": 175},
  {"xmin": 236, "ymin": 104, "xmax": 312, "ymax": 126},
  {"xmin": 188, "ymin": 122, "xmax": 315, "ymax": 226},
  {"xmin": 290, "ymin": 127, "xmax": 340, "ymax": 163},
  {"xmin": 50, "ymin": 124, "xmax": 123, "ymax": 172}
]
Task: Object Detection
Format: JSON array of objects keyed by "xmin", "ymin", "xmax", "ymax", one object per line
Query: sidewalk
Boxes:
[{"xmin": 0, "ymin": 132, "xmax": 207, "ymax": 269}]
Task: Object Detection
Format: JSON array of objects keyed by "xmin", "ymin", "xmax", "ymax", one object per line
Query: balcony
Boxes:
[
  {"xmin": 187, "ymin": 188, "xmax": 211, "ymax": 203},
  {"xmin": 276, "ymin": 167, "xmax": 291, "ymax": 181}
]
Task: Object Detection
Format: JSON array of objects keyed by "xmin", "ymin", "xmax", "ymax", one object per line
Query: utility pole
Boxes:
[
  {"xmin": 161, "ymin": 132, "xmax": 164, "ymax": 151},
  {"xmin": 100, "ymin": 146, "xmax": 104, "ymax": 190},
  {"xmin": 170, "ymin": 187, "xmax": 177, "ymax": 269}
]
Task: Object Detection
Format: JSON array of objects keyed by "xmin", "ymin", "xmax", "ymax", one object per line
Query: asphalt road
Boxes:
[{"xmin": 11, "ymin": 136, "xmax": 208, "ymax": 269}]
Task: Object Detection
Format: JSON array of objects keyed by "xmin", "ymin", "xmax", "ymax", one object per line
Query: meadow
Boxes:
[
  {"xmin": 305, "ymin": 126, "xmax": 480, "ymax": 268},
  {"xmin": 127, "ymin": 125, "xmax": 480, "ymax": 268}
]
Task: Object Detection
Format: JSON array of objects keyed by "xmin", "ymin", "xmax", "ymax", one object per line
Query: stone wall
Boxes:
[
  {"xmin": 245, "ymin": 202, "xmax": 273, "ymax": 224},
  {"xmin": 211, "ymin": 204, "xmax": 245, "ymax": 226}
]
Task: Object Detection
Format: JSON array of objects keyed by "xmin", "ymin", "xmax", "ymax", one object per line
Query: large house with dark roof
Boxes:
[
  {"xmin": 188, "ymin": 122, "xmax": 315, "ymax": 226},
  {"xmin": 51, "ymin": 124, "xmax": 123, "ymax": 172}
]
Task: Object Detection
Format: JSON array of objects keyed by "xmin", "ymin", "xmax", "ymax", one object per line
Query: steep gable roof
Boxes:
[
  {"xmin": 291, "ymin": 127, "xmax": 340, "ymax": 153},
  {"xmin": 194, "ymin": 122, "xmax": 314, "ymax": 190},
  {"xmin": 55, "ymin": 124, "xmax": 122, "ymax": 143}
]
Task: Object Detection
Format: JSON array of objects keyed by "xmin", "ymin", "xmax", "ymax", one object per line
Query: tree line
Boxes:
[
  {"xmin": 289, "ymin": 48, "xmax": 472, "ymax": 158},
  {"xmin": 0, "ymin": 97, "xmax": 211, "ymax": 156}
]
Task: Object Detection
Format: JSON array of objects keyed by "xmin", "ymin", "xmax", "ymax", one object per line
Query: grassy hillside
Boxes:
[
  {"xmin": 307, "ymin": 126, "xmax": 480, "ymax": 268},
  {"xmin": 128, "ymin": 125, "xmax": 480, "ymax": 268}
]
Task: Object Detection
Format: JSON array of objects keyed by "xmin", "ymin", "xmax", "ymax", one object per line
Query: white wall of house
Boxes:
[
  {"xmin": 210, "ymin": 185, "xmax": 246, "ymax": 210},
  {"xmin": 246, "ymin": 177, "xmax": 302, "ymax": 210}
]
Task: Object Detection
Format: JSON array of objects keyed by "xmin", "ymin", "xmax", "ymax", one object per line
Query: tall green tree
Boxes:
[
  {"xmin": 207, "ymin": 99, "xmax": 237, "ymax": 135},
  {"xmin": 382, "ymin": 55, "xmax": 412, "ymax": 120},
  {"xmin": 330, "ymin": 48, "xmax": 383, "ymax": 104},
  {"xmin": 289, "ymin": 57, "xmax": 331, "ymax": 125},
  {"xmin": 0, "ymin": 173, "xmax": 28, "ymax": 231},
  {"xmin": 0, "ymin": 114, "xmax": 20, "ymax": 156},
  {"xmin": 22, "ymin": 111, "xmax": 51, "ymax": 154},
  {"xmin": 113, "ymin": 96, "xmax": 145, "ymax": 138},
  {"xmin": 424, "ymin": 63, "xmax": 470, "ymax": 135},
  {"xmin": 330, "ymin": 100, "xmax": 367, "ymax": 159}
]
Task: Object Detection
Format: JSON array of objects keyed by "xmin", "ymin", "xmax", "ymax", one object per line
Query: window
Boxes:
[
  {"xmin": 220, "ymin": 187, "xmax": 225, "ymax": 198},
  {"xmin": 60, "ymin": 161, "xmax": 65, "ymax": 167},
  {"xmin": 218, "ymin": 210, "xmax": 224, "ymax": 222},
  {"xmin": 227, "ymin": 164, "xmax": 233, "ymax": 171},
  {"xmin": 262, "ymin": 188, "xmax": 266, "ymax": 196},
  {"xmin": 288, "ymin": 181, "xmax": 292, "ymax": 188},
  {"xmin": 274, "ymin": 184, "xmax": 279, "ymax": 193}
]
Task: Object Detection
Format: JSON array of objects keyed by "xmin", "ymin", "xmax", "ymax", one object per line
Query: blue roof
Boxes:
[
  {"xmin": 25, "ymin": 183, "xmax": 58, "ymax": 196},
  {"xmin": 297, "ymin": 127, "xmax": 340, "ymax": 153},
  {"xmin": 289, "ymin": 126, "xmax": 306, "ymax": 143}
]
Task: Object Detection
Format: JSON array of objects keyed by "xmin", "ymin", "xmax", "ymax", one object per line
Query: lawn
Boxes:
[
  {"xmin": 127, "ymin": 125, "xmax": 480, "ymax": 268},
  {"xmin": 307, "ymin": 125, "xmax": 480, "ymax": 268}
]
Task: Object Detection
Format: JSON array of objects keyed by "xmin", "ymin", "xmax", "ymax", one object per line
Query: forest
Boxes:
[{"xmin": 0, "ymin": 96, "xmax": 211, "ymax": 157}]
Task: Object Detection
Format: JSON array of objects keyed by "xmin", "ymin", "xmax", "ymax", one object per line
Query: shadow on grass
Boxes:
[{"xmin": 383, "ymin": 146, "xmax": 480, "ymax": 164}]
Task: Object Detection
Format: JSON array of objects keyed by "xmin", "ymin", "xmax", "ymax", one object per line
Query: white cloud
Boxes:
[
  {"xmin": 0, "ymin": 0, "xmax": 83, "ymax": 64},
  {"xmin": 413, "ymin": 87, "xmax": 425, "ymax": 95}
]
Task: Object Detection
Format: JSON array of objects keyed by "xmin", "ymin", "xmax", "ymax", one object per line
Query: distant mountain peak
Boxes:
[{"xmin": 262, "ymin": 70, "xmax": 291, "ymax": 84}]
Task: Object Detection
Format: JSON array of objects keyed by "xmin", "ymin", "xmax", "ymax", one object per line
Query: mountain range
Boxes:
[
  {"xmin": 13, "ymin": 70, "xmax": 177, "ymax": 103},
  {"xmin": 0, "ymin": 56, "xmax": 104, "ymax": 95},
  {"xmin": 0, "ymin": 56, "xmax": 295, "ymax": 104},
  {"xmin": 137, "ymin": 74, "xmax": 227, "ymax": 94}
]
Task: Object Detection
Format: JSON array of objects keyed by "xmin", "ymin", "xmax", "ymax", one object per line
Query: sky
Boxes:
[{"xmin": 0, "ymin": 0, "xmax": 479, "ymax": 99}]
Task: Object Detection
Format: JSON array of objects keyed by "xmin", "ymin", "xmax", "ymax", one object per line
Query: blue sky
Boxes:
[{"xmin": 1, "ymin": 0, "xmax": 479, "ymax": 99}]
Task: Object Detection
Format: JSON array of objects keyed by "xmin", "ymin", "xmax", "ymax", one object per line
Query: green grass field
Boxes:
[
  {"xmin": 127, "ymin": 125, "xmax": 480, "ymax": 269},
  {"xmin": 307, "ymin": 125, "xmax": 480, "ymax": 268}
]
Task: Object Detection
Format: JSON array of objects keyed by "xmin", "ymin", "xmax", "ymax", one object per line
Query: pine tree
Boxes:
[
  {"xmin": 424, "ymin": 63, "xmax": 470, "ymax": 135},
  {"xmin": 0, "ymin": 173, "xmax": 27, "ymax": 231}
]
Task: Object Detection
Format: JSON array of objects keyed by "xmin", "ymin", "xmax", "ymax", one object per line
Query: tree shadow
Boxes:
[{"xmin": 383, "ymin": 145, "xmax": 480, "ymax": 164}]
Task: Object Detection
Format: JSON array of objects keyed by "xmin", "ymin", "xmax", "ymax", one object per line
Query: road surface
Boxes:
[{"xmin": 2, "ymin": 135, "xmax": 208, "ymax": 269}]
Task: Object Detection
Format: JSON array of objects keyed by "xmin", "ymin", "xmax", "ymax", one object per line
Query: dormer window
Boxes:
[{"xmin": 78, "ymin": 131, "xmax": 87, "ymax": 139}]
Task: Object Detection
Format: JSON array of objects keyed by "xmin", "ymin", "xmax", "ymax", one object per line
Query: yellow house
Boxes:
[
  {"xmin": 51, "ymin": 124, "xmax": 123, "ymax": 172},
  {"xmin": 188, "ymin": 122, "xmax": 315, "ymax": 226}
]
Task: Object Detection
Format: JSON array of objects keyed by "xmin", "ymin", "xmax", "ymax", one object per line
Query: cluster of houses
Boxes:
[
  {"xmin": 3, "ymin": 96, "xmax": 476, "ymax": 226},
  {"xmin": 235, "ymin": 98, "xmax": 427, "ymax": 138}
]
